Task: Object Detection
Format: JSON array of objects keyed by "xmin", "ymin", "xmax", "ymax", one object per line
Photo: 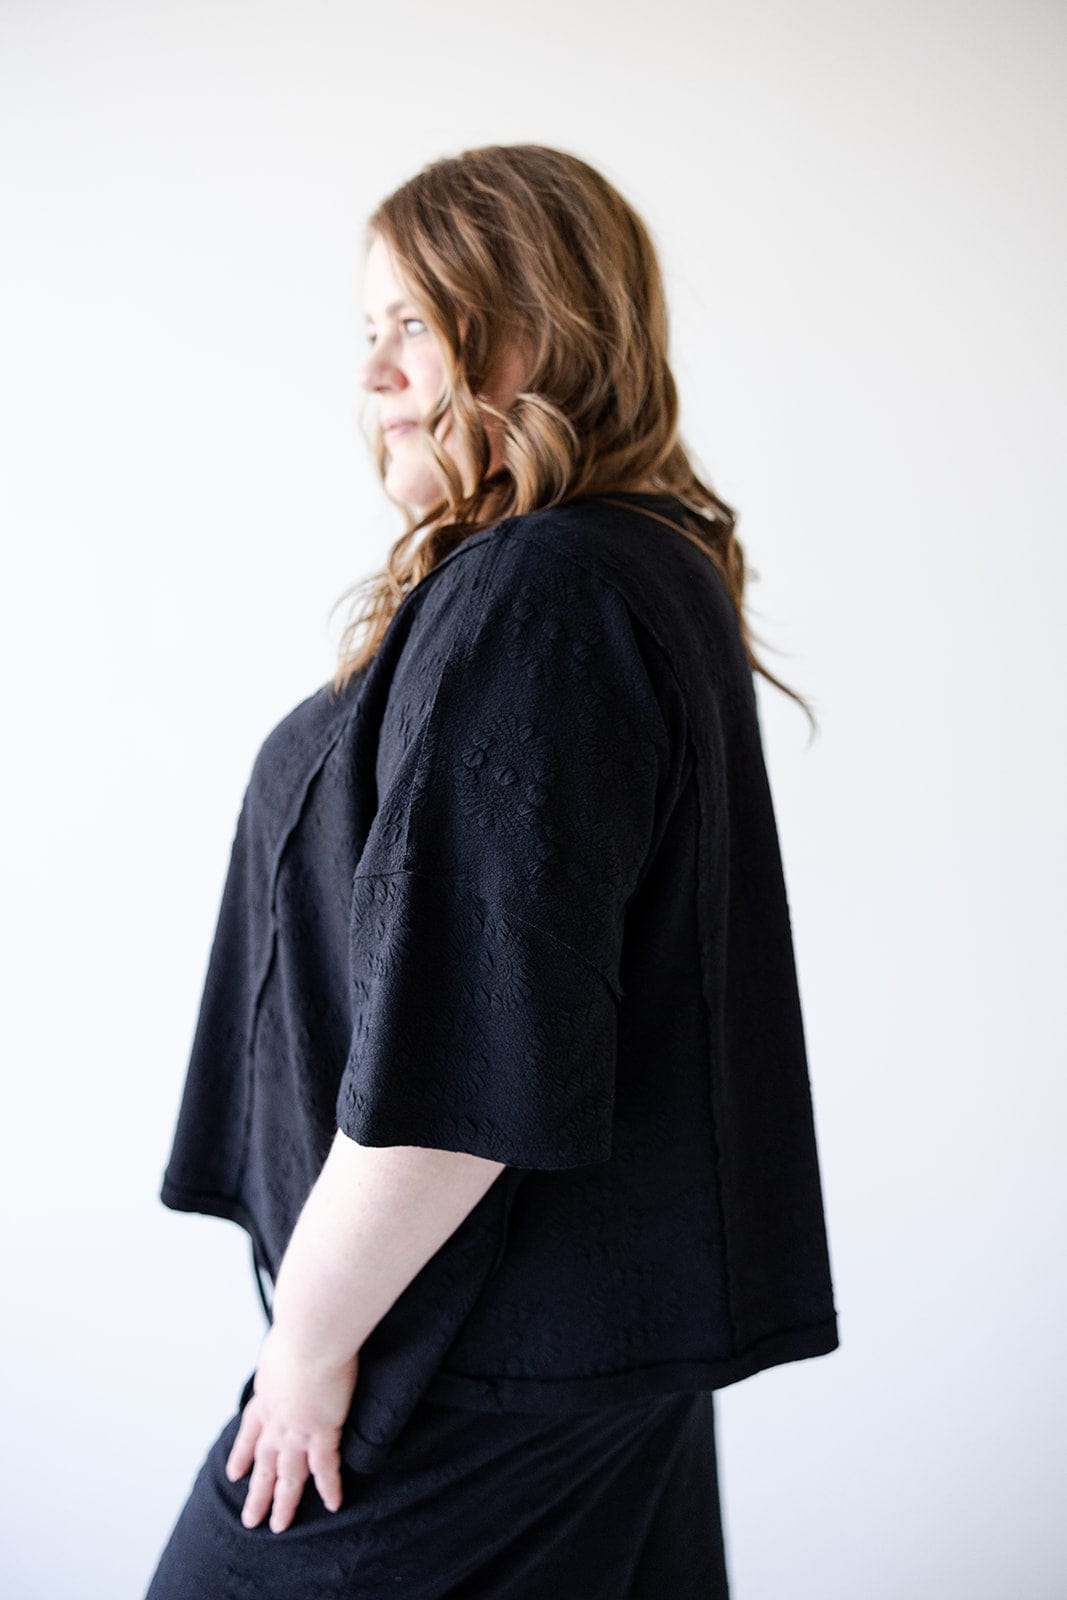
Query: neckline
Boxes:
[
  {"xmin": 572, "ymin": 490, "xmax": 681, "ymax": 506},
  {"xmin": 572, "ymin": 489, "xmax": 700, "ymax": 526},
  {"xmin": 569, "ymin": 490, "xmax": 701, "ymax": 522}
]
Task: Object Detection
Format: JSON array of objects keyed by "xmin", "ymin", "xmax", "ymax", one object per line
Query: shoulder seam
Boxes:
[
  {"xmin": 504, "ymin": 522, "xmax": 672, "ymax": 654},
  {"xmin": 404, "ymin": 517, "xmax": 520, "ymax": 622},
  {"xmin": 398, "ymin": 525, "xmax": 518, "ymax": 870},
  {"xmin": 503, "ymin": 523, "xmax": 688, "ymax": 758}
]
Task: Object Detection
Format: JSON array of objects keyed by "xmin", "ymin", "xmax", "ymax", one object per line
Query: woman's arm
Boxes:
[
  {"xmin": 224, "ymin": 1131, "xmax": 506, "ymax": 1532},
  {"xmin": 272, "ymin": 1130, "xmax": 507, "ymax": 1363}
]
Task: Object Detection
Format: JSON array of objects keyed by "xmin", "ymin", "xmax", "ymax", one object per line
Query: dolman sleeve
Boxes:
[{"xmin": 335, "ymin": 528, "xmax": 677, "ymax": 1170}]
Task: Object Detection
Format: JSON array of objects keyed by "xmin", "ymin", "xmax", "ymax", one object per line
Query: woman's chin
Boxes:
[
  {"xmin": 382, "ymin": 461, "xmax": 436, "ymax": 519},
  {"xmin": 382, "ymin": 443, "xmax": 483, "ymax": 519}
]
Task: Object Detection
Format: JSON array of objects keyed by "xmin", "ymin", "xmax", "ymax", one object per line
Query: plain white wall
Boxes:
[{"xmin": 2, "ymin": 1, "xmax": 1064, "ymax": 1595}]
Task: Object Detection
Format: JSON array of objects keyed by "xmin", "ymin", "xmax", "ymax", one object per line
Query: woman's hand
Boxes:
[{"xmin": 224, "ymin": 1322, "xmax": 360, "ymax": 1532}]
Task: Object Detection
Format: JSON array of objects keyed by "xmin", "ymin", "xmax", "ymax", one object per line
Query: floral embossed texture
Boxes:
[
  {"xmin": 338, "ymin": 871, "xmax": 617, "ymax": 1168},
  {"xmin": 334, "ymin": 532, "xmax": 671, "ymax": 1168}
]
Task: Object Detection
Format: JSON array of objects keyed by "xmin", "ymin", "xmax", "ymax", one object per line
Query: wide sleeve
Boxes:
[{"xmin": 335, "ymin": 528, "xmax": 681, "ymax": 1170}]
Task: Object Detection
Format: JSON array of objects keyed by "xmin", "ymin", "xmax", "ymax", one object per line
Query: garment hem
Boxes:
[
  {"xmin": 419, "ymin": 1320, "xmax": 840, "ymax": 1415},
  {"xmin": 159, "ymin": 1175, "xmax": 838, "ymax": 1475}
]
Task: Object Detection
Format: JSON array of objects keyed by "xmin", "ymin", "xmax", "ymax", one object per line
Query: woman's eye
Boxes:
[{"xmin": 364, "ymin": 318, "xmax": 426, "ymax": 348}]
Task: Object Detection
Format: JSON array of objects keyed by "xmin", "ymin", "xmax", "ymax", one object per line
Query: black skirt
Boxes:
[{"xmin": 144, "ymin": 1369, "xmax": 730, "ymax": 1598}]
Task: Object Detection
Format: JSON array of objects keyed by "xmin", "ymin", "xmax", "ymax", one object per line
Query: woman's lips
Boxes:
[{"xmin": 383, "ymin": 420, "xmax": 417, "ymax": 438}]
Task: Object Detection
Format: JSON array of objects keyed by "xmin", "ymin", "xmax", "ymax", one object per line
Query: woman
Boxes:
[{"xmin": 145, "ymin": 143, "xmax": 839, "ymax": 1599}]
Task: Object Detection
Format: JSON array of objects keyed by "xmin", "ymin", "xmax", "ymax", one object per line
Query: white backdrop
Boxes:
[{"xmin": 1, "ymin": 2, "xmax": 1064, "ymax": 1595}]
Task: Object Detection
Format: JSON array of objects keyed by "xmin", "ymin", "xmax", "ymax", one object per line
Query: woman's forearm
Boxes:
[{"xmin": 266, "ymin": 1129, "xmax": 507, "ymax": 1369}]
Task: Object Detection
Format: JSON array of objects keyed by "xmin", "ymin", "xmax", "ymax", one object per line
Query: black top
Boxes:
[{"xmin": 159, "ymin": 492, "xmax": 840, "ymax": 1472}]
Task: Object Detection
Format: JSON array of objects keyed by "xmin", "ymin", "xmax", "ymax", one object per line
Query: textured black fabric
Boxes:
[
  {"xmin": 158, "ymin": 492, "xmax": 840, "ymax": 1473},
  {"xmin": 144, "ymin": 1374, "xmax": 730, "ymax": 1599}
]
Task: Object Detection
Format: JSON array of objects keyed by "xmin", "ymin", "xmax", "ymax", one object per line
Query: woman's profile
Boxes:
[{"xmin": 144, "ymin": 142, "xmax": 839, "ymax": 1599}]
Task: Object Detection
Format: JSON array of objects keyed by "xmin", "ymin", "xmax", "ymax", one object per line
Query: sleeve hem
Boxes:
[{"xmin": 333, "ymin": 1113, "xmax": 613, "ymax": 1172}]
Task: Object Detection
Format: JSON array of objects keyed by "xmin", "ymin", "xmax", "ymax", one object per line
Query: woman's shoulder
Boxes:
[
  {"xmin": 504, "ymin": 497, "xmax": 732, "ymax": 617},
  {"xmin": 389, "ymin": 496, "xmax": 748, "ymax": 742}
]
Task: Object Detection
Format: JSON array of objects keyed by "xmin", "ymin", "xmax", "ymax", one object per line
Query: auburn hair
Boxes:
[{"xmin": 330, "ymin": 142, "xmax": 816, "ymax": 736}]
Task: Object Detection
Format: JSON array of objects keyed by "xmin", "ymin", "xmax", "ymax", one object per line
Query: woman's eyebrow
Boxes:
[{"xmin": 364, "ymin": 299, "xmax": 413, "ymax": 323}]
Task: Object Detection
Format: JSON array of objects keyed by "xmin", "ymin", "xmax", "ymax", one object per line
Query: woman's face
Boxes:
[{"xmin": 359, "ymin": 232, "xmax": 526, "ymax": 518}]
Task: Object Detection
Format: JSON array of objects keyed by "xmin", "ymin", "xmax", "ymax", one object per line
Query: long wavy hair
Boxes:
[{"xmin": 330, "ymin": 143, "xmax": 816, "ymax": 737}]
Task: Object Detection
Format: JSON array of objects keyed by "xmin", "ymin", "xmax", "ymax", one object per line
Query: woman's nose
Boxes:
[
  {"xmin": 358, "ymin": 354, "xmax": 382, "ymax": 391},
  {"xmin": 359, "ymin": 353, "xmax": 404, "ymax": 394}
]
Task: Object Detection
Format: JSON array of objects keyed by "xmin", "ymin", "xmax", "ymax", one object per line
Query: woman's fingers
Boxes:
[
  {"xmin": 224, "ymin": 1403, "xmax": 261, "ymax": 1483},
  {"xmin": 224, "ymin": 1387, "xmax": 346, "ymax": 1531},
  {"xmin": 232, "ymin": 1436, "xmax": 341, "ymax": 1531},
  {"xmin": 240, "ymin": 1443, "xmax": 280, "ymax": 1528},
  {"xmin": 308, "ymin": 1439, "xmax": 344, "ymax": 1515},
  {"xmin": 266, "ymin": 1449, "xmax": 310, "ymax": 1533}
]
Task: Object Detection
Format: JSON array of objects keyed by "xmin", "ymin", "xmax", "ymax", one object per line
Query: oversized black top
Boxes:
[{"xmin": 159, "ymin": 491, "xmax": 840, "ymax": 1473}]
